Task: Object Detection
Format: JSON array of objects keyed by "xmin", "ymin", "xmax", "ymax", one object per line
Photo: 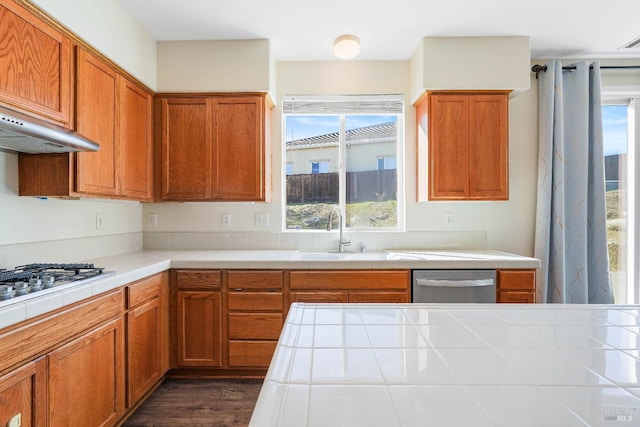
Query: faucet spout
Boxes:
[{"xmin": 327, "ymin": 206, "xmax": 351, "ymax": 253}]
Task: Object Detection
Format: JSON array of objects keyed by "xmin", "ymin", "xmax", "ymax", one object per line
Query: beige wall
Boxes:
[
  {"xmin": 156, "ymin": 40, "xmax": 273, "ymax": 93},
  {"xmin": 0, "ymin": 0, "xmax": 154, "ymax": 266},
  {"xmin": 31, "ymin": 0, "xmax": 157, "ymax": 89},
  {"xmin": 142, "ymin": 60, "xmax": 540, "ymax": 256}
]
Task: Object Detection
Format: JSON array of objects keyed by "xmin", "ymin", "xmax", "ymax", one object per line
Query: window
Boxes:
[
  {"xmin": 311, "ymin": 160, "xmax": 329, "ymax": 174},
  {"xmin": 283, "ymin": 95, "xmax": 404, "ymax": 231},
  {"xmin": 602, "ymin": 99, "xmax": 639, "ymax": 304},
  {"xmin": 285, "ymin": 162, "xmax": 293, "ymax": 175},
  {"xmin": 377, "ymin": 156, "xmax": 396, "ymax": 170}
]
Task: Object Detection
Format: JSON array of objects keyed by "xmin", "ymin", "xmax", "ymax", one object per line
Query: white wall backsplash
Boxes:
[
  {"xmin": 143, "ymin": 231, "xmax": 486, "ymax": 252},
  {"xmin": 0, "ymin": 232, "xmax": 143, "ymax": 269}
]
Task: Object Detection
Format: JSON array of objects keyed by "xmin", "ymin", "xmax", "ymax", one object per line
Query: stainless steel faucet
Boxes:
[{"xmin": 327, "ymin": 206, "xmax": 351, "ymax": 253}]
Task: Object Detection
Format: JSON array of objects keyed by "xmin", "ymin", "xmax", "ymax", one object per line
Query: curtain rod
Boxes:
[{"xmin": 531, "ymin": 64, "xmax": 640, "ymax": 79}]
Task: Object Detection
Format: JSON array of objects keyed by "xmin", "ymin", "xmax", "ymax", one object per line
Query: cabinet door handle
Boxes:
[{"xmin": 233, "ymin": 288, "xmax": 244, "ymax": 292}]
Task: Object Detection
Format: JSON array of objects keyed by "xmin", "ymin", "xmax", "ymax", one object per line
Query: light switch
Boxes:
[
  {"xmin": 147, "ymin": 213, "xmax": 158, "ymax": 227},
  {"xmin": 96, "ymin": 213, "xmax": 104, "ymax": 230}
]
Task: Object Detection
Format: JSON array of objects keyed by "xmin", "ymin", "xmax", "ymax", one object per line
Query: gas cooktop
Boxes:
[{"xmin": 0, "ymin": 263, "xmax": 114, "ymax": 301}]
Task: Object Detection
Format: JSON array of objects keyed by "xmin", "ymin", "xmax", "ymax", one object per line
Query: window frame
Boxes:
[
  {"xmin": 602, "ymin": 96, "xmax": 640, "ymax": 304},
  {"xmin": 282, "ymin": 104, "xmax": 405, "ymax": 233}
]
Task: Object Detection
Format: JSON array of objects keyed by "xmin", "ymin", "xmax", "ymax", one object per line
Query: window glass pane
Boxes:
[
  {"xmin": 602, "ymin": 104, "xmax": 628, "ymax": 303},
  {"xmin": 285, "ymin": 115, "xmax": 339, "ymax": 230},
  {"xmin": 345, "ymin": 115, "xmax": 398, "ymax": 228}
]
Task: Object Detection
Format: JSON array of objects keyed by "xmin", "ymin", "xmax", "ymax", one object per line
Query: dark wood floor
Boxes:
[{"xmin": 123, "ymin": 378, "xmax": 264, "ymax": 427}]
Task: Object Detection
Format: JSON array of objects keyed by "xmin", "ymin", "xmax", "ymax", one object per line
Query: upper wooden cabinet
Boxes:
[
  {"xmin": 0, "ymin": 0, "xmax": 73, "ymax": 126},
  {"xmin": 118, "ymin": 75, "xmax": 153, "ymax": 200},
  {"xmin": 75, "ymin": 47, "xmax": 119, "ymax": 196},
  {"xmin": 416, "ymin": 91, "xmax": 509, "ymax": 201},
  {"xmin": 18, "ymin": 47, "xmax": 153, "ymax": 201},
  {"xmin": 156, "ymin": 94, "xmax": 272, "ymax": 202}
]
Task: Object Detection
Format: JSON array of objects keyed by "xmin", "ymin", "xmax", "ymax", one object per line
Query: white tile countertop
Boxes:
[
  {"xmin": 250, "ymin": 303, "xmax": 640, "ymax": 427},
  {"xmin": 0, "ymin": 249, "xmax": 540, "ymax": 329}
]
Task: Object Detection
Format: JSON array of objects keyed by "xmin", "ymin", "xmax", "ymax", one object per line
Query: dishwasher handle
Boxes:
[{"xmin": 414, "ymin": 278, "xmax": 494, "ymax": 288}]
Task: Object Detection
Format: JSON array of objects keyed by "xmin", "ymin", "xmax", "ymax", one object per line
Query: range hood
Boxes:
[{"xmin": 0, "ymin": 105, "xmax": 99, "ymax": 154}]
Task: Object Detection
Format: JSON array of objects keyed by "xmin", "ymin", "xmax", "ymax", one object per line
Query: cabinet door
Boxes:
[
  {"xmin": 160, "ymin": 98, "xmax": 211, "ymax": 200},
  {"xmin": 48, "ymin": 318, "xmax": 124, "ymax": 427},
  {"xmin": 0, "ymin": 358, "xmax": 46, "ymax": 427},
  {"xmin": 428, "ymin": 93, "xmax": 469, "ymax": 199},
  {"xmin": 0, "ymin": 1, "xmax": 72, "ymax": 125},
  {"xmin": 75, "ymin": 48, "xmax": 119, "ymax": 195},
  {"xmin": 120, "ymin": 77, "xmax": 153, "ymax": 200},
  {"xmin": 212, "ymin": 97, "xmax": 265, "ymax": 200},
  {"xmin": 126, "ymin": 298, "xmax": 161, "ymax": 408},
  {"xmin": 176, "ymin": 291, "xmax": 222, "ymax": 367},
  {"xmin": 469, "ymin": 94, "xmax": 508, "ymax": 199}
]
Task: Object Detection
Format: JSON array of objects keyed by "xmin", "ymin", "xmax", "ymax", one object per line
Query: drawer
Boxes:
[
  {"xmin": 289, "ymin": 270, "xmax": 410, "ymax": 290},
  {"xmin": 176, "ymin": 270, "xmax": 221, "ymax": 291},
  {"xmin": 228, "ymin": 340, "xmax": 277, "ymax": 368},
  {"xmin": 126, "ymin": 273, "xmax": 162, "ymax": 308},
  {"xmin": 228, "ymin": 292, "xmax": 283, "ymax": 311},
  {"xmin": 290, "ymin": 291, "xmax": 348, "ymax": 304},
  {"xmin": 228, "ymin": 313, "xmax": 283, "ymax": 340},
  {"xmin": 228, "ymin": 271, "xmax": 283, "ymax": 290},
  {"xmin": 349, "ymin": 291, "xmax": 409, "ymax": 303},
  {"xmin": 497, "ymin": 270, "xmax": 536, "ymax": 290},
  {"xmin": 498, "ymin": 291, "xmax": 536, "ymax": 303}
]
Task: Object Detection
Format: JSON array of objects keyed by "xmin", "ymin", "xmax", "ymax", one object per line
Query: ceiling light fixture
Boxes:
[{"xmin": 334, "ymin": 35, "xmax": 360, "ymax": 59}]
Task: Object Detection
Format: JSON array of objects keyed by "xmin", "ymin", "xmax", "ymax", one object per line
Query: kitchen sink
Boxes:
[{"xmin": 294, "ymin": 251, "xmax": 389, "ymax": 261}]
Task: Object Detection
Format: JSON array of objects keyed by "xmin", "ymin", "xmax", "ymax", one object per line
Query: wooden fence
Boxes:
[{"xmin": 286, "ymin": 170, "xmax": 397, "ymax": 204}]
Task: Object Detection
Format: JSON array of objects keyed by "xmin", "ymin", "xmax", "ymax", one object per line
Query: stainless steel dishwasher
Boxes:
[{"xmin": 412, "ymin": 270, "xmax": 496, "ymax": 303}]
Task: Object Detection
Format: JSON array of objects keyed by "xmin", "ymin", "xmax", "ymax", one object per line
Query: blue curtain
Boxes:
[{"xmin": 534, "ymin": 61, "xmax": 614, "ymax": 304}]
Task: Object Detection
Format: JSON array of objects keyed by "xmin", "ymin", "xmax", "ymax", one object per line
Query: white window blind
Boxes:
[{"xmin": 282, "ymin": 94, "xmax": 404, "ymax": 114}]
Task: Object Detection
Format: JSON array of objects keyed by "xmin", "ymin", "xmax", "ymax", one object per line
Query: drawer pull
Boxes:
[{"xmin": 234, "ymin": 288, "xmax": 244, "ymax": 292}]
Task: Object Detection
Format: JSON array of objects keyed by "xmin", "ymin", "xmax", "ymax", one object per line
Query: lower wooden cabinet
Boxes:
[
  {"xmin": 48, "ymin": 318, "xmax": 124, "ymax": 427},
  {"xmin": 227, "ymin": 271, "xmax": 284, "ymax": 368},
  {"xmin": 125, "ymin": 273, "xmax": 168, "ymax": 408},
  {"xmin": 0, "ymin": 357, "xmax": 46, "ymax": 427},
  {"xmin": 497, "ymin": 269, "xmax": 536, "ymax": 303},
  {"xmin": 289, "ymin": 270, "xmax": 411, "ymax": 305},
  {"xmin": 176, "ymin": 291, "xmax": 223, "ymax": 367}
]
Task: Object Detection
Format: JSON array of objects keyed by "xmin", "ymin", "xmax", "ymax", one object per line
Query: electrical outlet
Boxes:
[
  {"xmin": 255, "ymin": 213, "xmax": 269, "ymax": 227},
  {"xmin": 96, "ymin": 213, "xmax": 104, "ymax": 230},
  {"xmin": 445, "ymin": 212, "xmax": 454, "ymax": 227},
  {"xmin": 221, "ymin": 213, "xmax": 231, "ymax": 227},
  {"xmin": 147, "ymin": 213, "xmax": 158, "ymax": 227}
]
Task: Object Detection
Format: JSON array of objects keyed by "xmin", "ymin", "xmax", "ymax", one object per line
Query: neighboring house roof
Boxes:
[{"xmin": 286, "ymin": 122, "xmax": 397, "ymax": 150}]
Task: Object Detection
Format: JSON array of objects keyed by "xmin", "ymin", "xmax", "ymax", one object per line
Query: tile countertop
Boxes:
[
  {"xmin": 250, "ymin": 303, "xmax": 640, "ymax": 427},
  {"xmin": 0, "ymin": 249, "xmax": 540, "ymax": 329}
]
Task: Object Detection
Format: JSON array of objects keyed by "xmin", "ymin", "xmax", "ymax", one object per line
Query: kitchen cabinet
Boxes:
[
  {"xmin": 118, "ymin": 76, "xmax": 154, "ymax": 200},
  {"xmin": 0, "ymin": 0, "xmax": 73, "ymax": 126},
  {"xmin": 18, "ymin": 48, "xmax": 153, "ymax": 201},
  {"xmin": 156, "ymin": 93, "xmax": 271, "ymax": 202},
  {"xmin": 227, "ymin": 271, "xmax": 283, "ymax": 368},
  {"xmin": 48, "ymin": 317, "xmax": 124, "ymax": 427},
  {"xmin": 175, "ymin": 270, "xmax": 223, "ymax": 367},
  {"xmin": 0, "ymin": 357, "xmax": 46, "ymax": 427},
  {"xmin": 497, "ymin": 269, "xmax": 536, "ymax": 303},
  {"xmin": 75, "ymin": 47, "xmax": 119, "ymax": 196},
  {"xmin": 288, "ymin": 270, "xmax": 411, "ymax": 304},
  {"xmin": 416, "ymin": 91, "xmax": 509, "ymax": 201},
  {"xmin": 125, "ymin": 273, "xmax": 168, "ymax": 408}
]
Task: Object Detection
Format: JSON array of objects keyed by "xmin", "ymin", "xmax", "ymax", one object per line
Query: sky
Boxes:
[
  {"xmin": 602, "ymin": 105, "xmax": 628, "ymax": 156},
  {"xmin": 285, "ymin": 115, "xmax": 396, "ymax": 141}
]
